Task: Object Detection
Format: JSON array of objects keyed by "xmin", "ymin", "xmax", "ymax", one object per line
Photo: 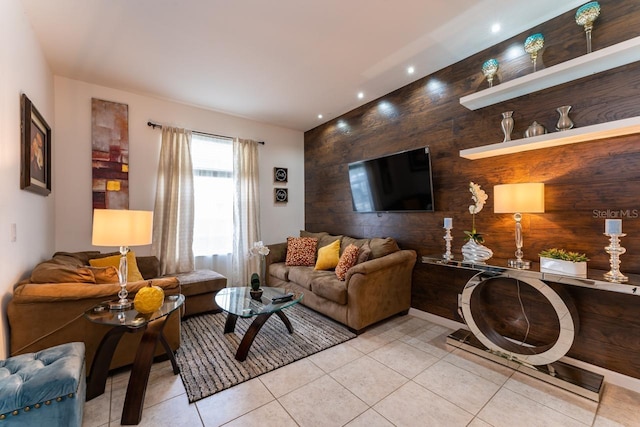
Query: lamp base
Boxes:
[
  {"xmin": 508, "ymin": 258, "xmax": 531, "ymax": 269},
  {"xmin": 108, "ymin": 299, "xmax": 133, "ymax": 310}
]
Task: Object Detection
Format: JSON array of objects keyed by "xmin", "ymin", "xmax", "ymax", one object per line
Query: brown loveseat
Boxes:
[
  {"xmin": 266, "ymin": 231, "xmax": 416, "ymax": 333},
  {"xmin": 7, "ymin": 251, "xmax": 226, "ymax": 374}
]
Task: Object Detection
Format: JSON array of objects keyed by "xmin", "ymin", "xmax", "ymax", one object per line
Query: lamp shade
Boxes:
[
  {"xmin": 494, "ymin": 183, "xmax": 545, "ymax": 214},
  {"xmin": 92, "ymin": 209, "xmax": 153, "ymax": 247}
]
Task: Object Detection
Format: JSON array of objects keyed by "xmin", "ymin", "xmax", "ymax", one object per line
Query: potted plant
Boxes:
[{"xmin": 539, "ymin": 248, "xmax": 589, "ymax": 278}]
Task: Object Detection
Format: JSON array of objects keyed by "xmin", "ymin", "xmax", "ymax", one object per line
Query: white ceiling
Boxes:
[{"xmin": 20, "ymin": 0, "xmax": 587, "ymax": 132}]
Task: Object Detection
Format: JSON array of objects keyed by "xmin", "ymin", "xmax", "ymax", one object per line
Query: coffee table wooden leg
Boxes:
[
  {"xmin": 235, "ymin": 312, "xmax": 273, "ymax": 361},
  {"xmin": 121, "ymin": 318, "xmax": 165, "ymax": 425},
  {"xmin": 275, "ymin": 310, "xmax": 294, "ymax": 334},
  {"xmin": 224, "ymin": 313, "xmax": 238, "ymax": 334},
  {"xmin": 86, "ymin": 326, "xmax": 127, "ymax": 400}
]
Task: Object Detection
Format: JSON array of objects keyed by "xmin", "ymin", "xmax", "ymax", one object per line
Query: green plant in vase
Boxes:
[
  {"xmin": 250, "ymin": 273, "xmax": 261, "ymax": 291},
  {"xmin": 539, "ymin": 248, "xmax": 589, "ymax": 262}
]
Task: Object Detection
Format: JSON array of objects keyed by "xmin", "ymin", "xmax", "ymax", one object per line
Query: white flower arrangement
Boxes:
[
  {"xmin": 248, "ymin": 241, "xmax": 270, "ymax": 257},
  {"xmin": 465, "ymin": 182, "xmax": 488, "ymax": 243}
]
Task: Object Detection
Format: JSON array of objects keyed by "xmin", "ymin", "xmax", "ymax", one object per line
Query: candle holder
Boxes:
[
  {"xmin": 524, "ymin": 33, "xmax": 544, "ymax": 72},
  {"xmin": 604, "ymin": 233, "xmax": 628, "ymax": 283},
  {"xmin": 443, "ymin": 227, "xmax": 453, "ymax": 261}
]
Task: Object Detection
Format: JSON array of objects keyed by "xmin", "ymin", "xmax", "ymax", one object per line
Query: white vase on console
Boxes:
[{"xmin": 462, "ymin": 239, "xmax": 493, "ymax": 263}]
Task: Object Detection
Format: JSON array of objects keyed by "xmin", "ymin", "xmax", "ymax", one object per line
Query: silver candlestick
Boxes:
[
  {"xmin": 604, "ymin": 233, "xmax": 628, "ymax": 283},
  {"xmin": 443, "ymin": 227, "xmax": 453, "ymax": 261}
]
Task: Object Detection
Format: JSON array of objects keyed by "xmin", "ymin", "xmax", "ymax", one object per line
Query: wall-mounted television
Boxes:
[{"xmin": 348, "ymin": 147, "xmax": 435, "ymax": 213}]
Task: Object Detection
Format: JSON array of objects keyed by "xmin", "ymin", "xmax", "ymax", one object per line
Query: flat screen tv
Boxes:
[{"xmin": 348, "ymin": 147, "xmax": 435, "ymax": 213}]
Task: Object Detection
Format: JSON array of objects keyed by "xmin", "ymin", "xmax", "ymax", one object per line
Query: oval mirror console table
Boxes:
[{"xmin": 420, "ymin": 256, "xmax": 640, "ymax": 402}]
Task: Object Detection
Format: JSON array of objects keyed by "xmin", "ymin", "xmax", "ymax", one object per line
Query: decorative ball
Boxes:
[{"xmin": 134, "ymin": 282, "xmax": 165, "ymax": 314}]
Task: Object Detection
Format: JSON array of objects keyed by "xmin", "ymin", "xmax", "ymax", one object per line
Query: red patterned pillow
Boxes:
[
  {"xmin": 335, "ymin": 244, "xmax": 359, "ymax": 280},
  {"xmin": 285, "ymin": 237, "xmax": 318, "ymax": 266}
]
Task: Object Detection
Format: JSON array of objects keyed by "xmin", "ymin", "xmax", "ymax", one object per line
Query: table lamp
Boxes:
[
  {"xmin": 92, "ymin": 209, "xmax": 153, "ymax": 309},
  {"xmin": 494, "ymin": 183, "xmax": 545, "ymax": 269}
]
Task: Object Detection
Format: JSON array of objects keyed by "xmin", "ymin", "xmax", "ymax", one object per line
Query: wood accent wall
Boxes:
[
  {"xmin": 304, "ymin": 1, "xmax": 640, "ymax": 378},
  {"xmin": 304, "ymin": 0, "xmax": 640, "ymax": 273}
]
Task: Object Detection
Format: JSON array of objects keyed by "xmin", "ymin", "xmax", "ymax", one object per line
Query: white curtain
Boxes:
[
  {"xmin": 152, "ymin": 127, "xmax": 195, "ymax": 275},
  {"xmin": 231, "ymin": 138, "xmax": 261, "ymax": 286}
]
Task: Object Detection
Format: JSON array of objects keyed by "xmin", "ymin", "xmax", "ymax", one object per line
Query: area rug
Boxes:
[{"xmin": 176, "ymin": 304, "xmax": 356, "ymax": 402}]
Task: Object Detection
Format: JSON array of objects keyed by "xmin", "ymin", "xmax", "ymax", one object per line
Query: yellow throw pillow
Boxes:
[
  {"xmin": 89, "ymin": 251, "xmax": 144, "ymax": 282},
  {"xmin": 314, "ymin": 239, "xmax": 340, "ymax": 270}
]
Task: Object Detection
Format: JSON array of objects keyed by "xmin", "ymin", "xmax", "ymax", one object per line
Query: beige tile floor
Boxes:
[{"xmin": 82, "ymin": 315, "xmax": 640, "ymax": 427}]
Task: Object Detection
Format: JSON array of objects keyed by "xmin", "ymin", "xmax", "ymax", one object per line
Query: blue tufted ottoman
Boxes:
[{"xmin": 0, "ymin": 342, "xmax": 85, "ymax": 426}]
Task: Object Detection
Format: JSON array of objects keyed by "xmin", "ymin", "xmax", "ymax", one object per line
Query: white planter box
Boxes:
[{"xmin": 540, "ymin": 257, "xmax": 587, "ymax": 278}]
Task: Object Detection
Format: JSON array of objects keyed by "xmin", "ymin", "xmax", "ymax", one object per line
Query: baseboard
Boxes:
[{"xmin": 408, "ymin": 307, "xmax": 640, "ymax": 394}]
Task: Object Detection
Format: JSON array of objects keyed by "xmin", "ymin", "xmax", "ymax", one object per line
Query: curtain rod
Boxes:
[{"xmin": 147, "ymin": 121, "xmax": 264, "ymax": 145}]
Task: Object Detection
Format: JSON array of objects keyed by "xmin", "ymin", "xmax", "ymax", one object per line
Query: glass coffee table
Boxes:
[{"xmin": 215, "ymin": 287, "xmax": 303, "ymax": 361}]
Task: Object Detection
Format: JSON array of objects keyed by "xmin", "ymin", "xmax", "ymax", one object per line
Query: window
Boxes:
[{"xmin": 191, "ymin": 134, "xmax": 233, "ymax": 256}]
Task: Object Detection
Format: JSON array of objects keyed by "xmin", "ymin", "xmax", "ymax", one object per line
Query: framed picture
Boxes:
[
  {"xmin": 21, "ymin": 94, "xmax": 51, "ymax": 196},
  {"xmin": 274, "ymin": 188, "xmax": 288, "ymax": 203},
  {"xmin": 274, "ymin": 167, "xmax": 288, "ymax": 183}
]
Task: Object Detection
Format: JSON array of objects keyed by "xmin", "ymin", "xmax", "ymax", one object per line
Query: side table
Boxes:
[{"xmin": 84, "ymin": 294, "xmax": 185, "ymax": 425}]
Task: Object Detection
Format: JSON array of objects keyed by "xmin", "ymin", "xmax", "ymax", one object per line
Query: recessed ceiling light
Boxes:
[
  {"xmin": 357, "ymin": 92, "xmax": 364, "ymax": 99},
  {"xmin": 491, "ymin": 23, "xmax": 501, "ymax": 33},
  {"xmin": 407, "ymin": 66, "xmax": 415, "ymax": 74},
  {"xmin": 318, "ymin": 114, "xmax": 323, "ymax": 119}
]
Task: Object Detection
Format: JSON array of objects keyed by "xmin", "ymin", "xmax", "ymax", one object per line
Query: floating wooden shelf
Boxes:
[
  {"xmin": 459, "ymin": 116, "xmax": 640, "ymax": 160},
  {"xmin": 460, "ymin": 36, "xmax": 640, "ymax": 110}
]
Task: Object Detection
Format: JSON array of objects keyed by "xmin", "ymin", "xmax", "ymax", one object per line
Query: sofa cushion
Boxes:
[
  {"xmin": 340, "ymin": 237, "xmax": 370, "ymax": 254},
  {"xmin": 287, "ymin": 266, "xmax": 323, "ymax": 290},
  {"xmin": 311, "ymin": 275, "xmax": 348, "ymax": 305},
  {"xmin": 285, "ymin": 237, "xmax": 317, "ymax": 266},
  {"xmin": 30, "ymin": 261, "xmax": 96, "ymax": 284},
  {"xmin": 89, "ymin": 251, "xmax": 144, "ymax": 282},
  {"xmin": 173, "ymin": 270, "xmax": 227, "ymax": 296},
  {"xmin": 317, "ymin": 234, "xmax": 342, "ymax": 250},
  {"xmin": 369, "ymin": 237, "xmax": 400, "ymax": 259},
  {"xmin": 357, "ymin": 242, "xmax": 372, "ymax": 264},
  {"xmin": 315, "ymin": 239, "xmax": 340, "ymax": 270},
  {"xmin": 335, "ymin": 244, "xmax": 359, "ymax": 280},
  {"xmin": 53, "ymin": 251, "xmax": 101, "ymax": 267},
  {"xmin": 269, "ymin": 262, "xmax": 290, "ymax": 282},
  {"xmin": 300, "ymin": 230, "xmax": 328, "ymax": 240}
]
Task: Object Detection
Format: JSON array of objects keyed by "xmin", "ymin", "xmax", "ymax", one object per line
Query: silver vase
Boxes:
[
  {"xmin": 501, "ymin": 111, "xmax": 514, "ymax": 142},
  {"xmin": 556, "ymin": 105, "xmax": 574, "ymax": 131},
  {"xmin": 462, "ymin": 239, "xmax": 493, "ymax": 263}
]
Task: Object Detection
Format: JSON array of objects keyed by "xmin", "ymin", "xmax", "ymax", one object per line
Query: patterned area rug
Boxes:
[{"xmin": 176, "ymin": 304, "xmax": 356, "ymax": 402}]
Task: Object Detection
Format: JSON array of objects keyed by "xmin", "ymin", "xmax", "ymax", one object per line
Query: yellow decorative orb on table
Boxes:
[{"xmin": 134, "ymin": 282, "xmax": 165, "ymax": 314}]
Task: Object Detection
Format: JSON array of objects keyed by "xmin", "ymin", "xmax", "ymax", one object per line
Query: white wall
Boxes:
[
  {"xmin": 0, "ymin": 0, "xmax": 55, "ymax": 358},
  {"xmin": 54, "ymin": 77, "xmax": 305, "ymax": 256}
]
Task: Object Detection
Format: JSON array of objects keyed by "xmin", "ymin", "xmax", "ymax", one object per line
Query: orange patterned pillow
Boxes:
[
  {"xmin": 285, "ymin": 237, "xmax": 318, "ymax": 266},
  {"xmin": 335, "ymin": 244, "xmax": 359, "ymax": 280}
]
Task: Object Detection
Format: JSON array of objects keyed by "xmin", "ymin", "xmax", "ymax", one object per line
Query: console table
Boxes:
[{"xmin": 413, "ymin": 257, "xmax": 640, "ymax": 401}]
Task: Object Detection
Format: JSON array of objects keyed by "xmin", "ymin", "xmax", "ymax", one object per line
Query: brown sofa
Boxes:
[
  {"xmin": 266, "ymin": 231, "xmax": 416, "ymax": 333},
  {"xmin": 7, "ymin": 251, "xmax": 226, "ymax": 374}
]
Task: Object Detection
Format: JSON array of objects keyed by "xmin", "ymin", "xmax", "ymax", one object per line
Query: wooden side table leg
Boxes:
[
  {"xmin": 120, "ymin": 317, "xmax": 165, "ymax": 425},
  {"xmin": 159, "ymin": 332, "xmax": 179, "ymax": 375},
  {"xmin": 86, "ymin": 326, "xmax": 127, "ymax": 400},
  {"xmin": 235, "ymin": 312, "xmax": 273, "ymax": 361}
]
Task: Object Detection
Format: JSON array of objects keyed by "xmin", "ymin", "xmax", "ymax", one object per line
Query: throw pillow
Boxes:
[
  {"xmin": 314, "ymin": 239, "xmax": 341, "ymax": 270},
  {"xmin": 285, "ymin": 237, "xmax": 318, "ymax": 266},
  {"xmin": 89, "ymin": 266, "xmax": 120, "ymax": 284},
  {"xmin": 335, "ymin": 244, "xmax": 359, "ymax": 281},
  {"xmin": 89, "ymin": 251, "xmax": 144, "ymax": 282},
  {"xmin": 356, "ymin": 242, "xmax": 372, "ymax": 264}
]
